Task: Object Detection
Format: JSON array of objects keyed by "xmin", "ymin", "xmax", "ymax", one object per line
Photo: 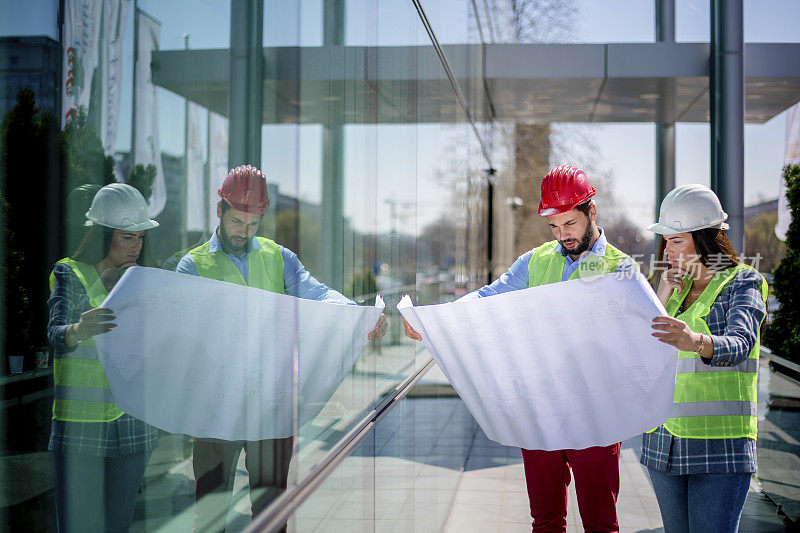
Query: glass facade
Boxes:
[
  {"xmin": 1, "ymin": 0, "xmax": 490, "ymax": 531},
  {"xmin": 1, "ymin": 1, "xmax": 798, "ymax": 532}
]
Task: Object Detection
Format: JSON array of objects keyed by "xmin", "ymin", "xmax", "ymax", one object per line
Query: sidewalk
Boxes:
[
  {"xmin": 441, "ymin": 427, "xmax": 787, "ymax": 532},
  {"xmin": 122, "ymin": 359, "xmax": 797, "ymax": 532},
  {"xmin": 758, "ymin": 356, "xmax": 800, "ymax": 524},
  {"xmin": 423, "ymin": 362, "xmax": 791, "ymax": 532}
]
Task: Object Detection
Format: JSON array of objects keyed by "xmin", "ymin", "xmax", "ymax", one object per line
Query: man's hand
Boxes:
[
  {"xmin": 368, "ymin": 314, "xmax": 387, "ymax": 340},
  {"xmin": 66, "ymin": 307, "xmax": 116, "ymax": 347},
  {"xmin": 402, "ymin": 317, "xmax": 422, "ymax": 341}
]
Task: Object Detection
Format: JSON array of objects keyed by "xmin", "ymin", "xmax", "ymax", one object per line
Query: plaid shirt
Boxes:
[
  {"xmin": 47, "ymin": 262, "xmax": 159, "ymax": 457},
  {"xmin": 640, "ymin": 268, "xmax": 765, "ymax": 474}
]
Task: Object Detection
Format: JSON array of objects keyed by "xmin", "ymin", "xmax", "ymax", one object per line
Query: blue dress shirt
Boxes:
[
  {"xmin": 463, "ymin": 227, "xmax": 626, "ymax": 300},
  {"xmin": 176, "ymin": 230, "xmax": 354, "ymax": 305}
]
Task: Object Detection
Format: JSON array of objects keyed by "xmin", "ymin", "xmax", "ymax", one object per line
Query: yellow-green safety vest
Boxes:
[
  {"xmin": 527, "ymin": 239, "xmax": 631, "ymax": 287},
  {"xmin": 189, "ymin": 236, "xmax": 285, "ymax": 293},
  {"xmin": 660, "ymin": 264, "xmax": 767, "ymax": 440},
  {"xmin": 49, "ymin": 258, "xmax": 124, "ymax": 422}
]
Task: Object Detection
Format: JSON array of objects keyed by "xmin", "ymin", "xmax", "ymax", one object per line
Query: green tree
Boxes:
[
  {"xmin": 127, "ymin": 163, "xmax": 156, "ymax": 199},
  {"xmin": 745, "ymin": 211, "xmax": 785, "ymax": 273},
  {"xmin": 0, "ymin": 89, "xmax": 60, "ymax": 356},
  {"xmin": 346, "ymin": 267, "xmax": 378, "ymax": 304},
  {"xmin": 63, "ymin": 105, "xmax": 115, "ymax": 192},
  {"xmin": 274, "ymin": 209, "xmax": 321, "ymax": 275},
  {"xmin": 0, "ymin": 196, "xmax": 33, "ymax": 356},
  {"xmin": 764, "ymin": 164, "xmax": 800, "ymax": 362}
]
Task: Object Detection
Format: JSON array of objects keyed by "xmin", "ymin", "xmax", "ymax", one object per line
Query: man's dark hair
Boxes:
[
  {"xmin": 574, "ymin": 200, "xmax": 594, "ymax": 218},
  {"xmin": 219, "ymin": 199, "xmax": 231, "ymax": 215}
]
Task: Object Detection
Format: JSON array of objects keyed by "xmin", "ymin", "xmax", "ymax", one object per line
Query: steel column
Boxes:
[
  {"xmin": 710, "ymin": 0, "xmax": 745, "ymax": 252},
  {"xmin": 655, "ymin": 0, "xmax": 676, "ymax": 227},
  {"xmin": 320, "ymin": 0, "xmax": 345, "ymax": 290},
  {"xmin": 228, "ymin": 0, "xmax": 263, "ymax": 169}
]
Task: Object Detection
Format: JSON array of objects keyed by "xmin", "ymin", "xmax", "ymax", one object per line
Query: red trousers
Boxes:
[{"xmin": 521, "ymin": 443, "xmax": 620, "ymax": 533}]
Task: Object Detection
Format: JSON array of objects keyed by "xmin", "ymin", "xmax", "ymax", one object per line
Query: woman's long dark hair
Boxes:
[
  {"xmin": 656, "ymin": 227, "xmax": 739, "ymax": 271},
  {"xmin": 72, "ymin": 225, "xmax": 155, "ymax": 267}
]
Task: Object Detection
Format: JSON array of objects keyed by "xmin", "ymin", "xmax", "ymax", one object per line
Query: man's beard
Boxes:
[
  {"xmin": 219, "ymin": 224, "xmax": 248, "ymax": 255},
  {"xmin": 559, "ymin": 221, "xmax": 594, "ymax": 257}
]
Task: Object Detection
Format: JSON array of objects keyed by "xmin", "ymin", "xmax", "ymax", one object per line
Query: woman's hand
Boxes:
[
  {"xmin": 657, "ymin": 267, "xmax": 688, "ymax": 306},
  {"xmin": 66, "ymin": 307, "xmax": 116, "ymax": 347},
  {"xmin": 651, "ymin": 315, "xmax": 703, "ymax": 352},
  {"xmin": 368, "ymin": 314, "xmax": 387, "ymax": 340},
  {"xmin": 402, "ymin": 317, "xmax": 422, "ymax": 341},
  {"xmin": 99, "ymin": 262, "xmax": 137, "ymax": 291}
]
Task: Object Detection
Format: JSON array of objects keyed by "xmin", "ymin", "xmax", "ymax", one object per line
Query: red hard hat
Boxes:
[
  {"xmin": 538, "ymin": 165, "xmax": 596, "ymax": 216},
  {"xmin": 218, "ymin": 165, "xmax": 270, "ymax": 215}
]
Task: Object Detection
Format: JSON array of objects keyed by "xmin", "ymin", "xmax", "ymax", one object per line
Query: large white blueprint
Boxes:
[
  {"xmin": 397, "ymin": 273, "xmax": 677, "ymax": 450},
  {"xmin": 95, "ymin": 267, "xmax": 384, "ymax": 440}
]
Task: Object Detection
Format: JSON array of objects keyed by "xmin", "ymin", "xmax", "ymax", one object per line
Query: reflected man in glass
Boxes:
[{"xmin": 176, "ymin": 165, "xmax": 386, "ymax": 531}]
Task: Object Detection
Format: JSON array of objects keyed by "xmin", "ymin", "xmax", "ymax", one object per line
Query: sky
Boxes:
[{"xmin": 2, "ymin": 0, "xmax": 798, "ymax": 233}]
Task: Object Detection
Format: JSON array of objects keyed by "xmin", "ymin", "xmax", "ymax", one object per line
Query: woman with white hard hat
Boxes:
[
  {"xmin": 641, "ymin": 184, "xmax": 767, "ymax": 533},
  {"xmin": 47, "ymin": 183, "xmax": 160, "ymax": 532}
]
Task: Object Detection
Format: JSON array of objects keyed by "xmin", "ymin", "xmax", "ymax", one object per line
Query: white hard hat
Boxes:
[
  {"xmin": 646, "ymin": 184, "xmax": 729, "ymax": 235},
  {"xmin": 85, "ymin": 183, "xmax": 159, "ymax": 231}
]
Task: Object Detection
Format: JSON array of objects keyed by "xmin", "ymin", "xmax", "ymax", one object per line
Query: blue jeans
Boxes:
[
  {"xmin": 647, "ymin": 468, "xmax": 751, "ymax": 533},
  {"xmin": 54, "ymin": 449, "xmax": 153, "ymax": 532}
]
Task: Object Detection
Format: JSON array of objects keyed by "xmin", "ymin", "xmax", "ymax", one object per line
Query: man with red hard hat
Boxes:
[
  {"xmin": 177, "ymin": 165, "xmax": 386, "ymax": 531},
  {"xmin": 404, "ymin": 164, "xmax": 632, "ymax": 532}
]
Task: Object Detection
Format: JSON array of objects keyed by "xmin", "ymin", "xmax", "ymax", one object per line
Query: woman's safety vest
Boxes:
[
  {"xmin": 660, "ymin": 264, "xmax": 767, "ymax": 440},
  {"xmin": 527, "ymin": 239, "xmax": 630, "ymax": 287},
  {"xmin": 189, "ymin": 236, "xmax": 285, "ymax": 293},
  {"xmin": 49, "ymin": 258, "xmax": 124, "ymax": 422}
]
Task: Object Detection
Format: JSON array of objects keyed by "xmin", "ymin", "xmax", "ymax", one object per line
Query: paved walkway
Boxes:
[
  {"xmin": 758, "ymin": 357, "xmax": 800, "ymax": 524},
  {"xmin": 441, "ymin": 428, "xmax": 787, "ymax": 533},
  {"xmin": 127, "ymin": 362, "xmax": 793, "ymax": 532}
]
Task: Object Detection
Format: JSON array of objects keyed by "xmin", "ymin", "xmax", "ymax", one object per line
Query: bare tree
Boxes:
[{"xmin": 504, "ymin": 0, "xmax": 577, "ymax": 43}]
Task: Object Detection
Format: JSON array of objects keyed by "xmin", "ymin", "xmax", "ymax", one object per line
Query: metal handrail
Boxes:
[{"xmin": 246, "ymin": 355, "xmax": 435, "ymax": 533}]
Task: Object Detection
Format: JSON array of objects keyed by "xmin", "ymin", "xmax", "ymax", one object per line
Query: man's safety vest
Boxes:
[
  {"xmin": 661, "ymin": 264, "xmax": 767, "ymax": 440},
  {"xmin": 189, "ymin": 236, "xmax": 285, "ymax": 293},
  {"xmin": 49, "ymin": 258, "xmax": 124, "ymax": 422},
  {"xmin": 527, "ymin": 239, "xmax": 630, "ymax": 287}
]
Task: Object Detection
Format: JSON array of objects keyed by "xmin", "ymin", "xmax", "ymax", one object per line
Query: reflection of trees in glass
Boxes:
[
  {"xmin": 763, "ymin": 164, "xmax": 800, "ymax": 363},
  {"xmin": 346, "ymin": 267, "xmax": 378, "ymax": 304},
  {"xmin": 127, "ymin": 163, "xmax": 157, "ymax": 200},
  {"xmin": 63, "ymin": 106, "xmax": 115, "ymax": 192},
  {"xmin": 417, "ymin": 216, "xmax": 458, "ymax": 271},
  {"xmin": 0, "ymin": 89, "xmax": 61, "ymax": 357},
  {"xmin": 494, "ymin": 0, "xmax": 577, "ymax": 43},
  {"xmin": 486, "ymin": 1, "xmax": 652, "ymax": 265},
  {"xmin": 0, "ymin": 197, "xmax": 34, "ymax": 357},
  {"xmin": 744, "ymin": 212, "xmax": 785, "ymax": 274},
  {"xmin": 274, "ymin": 209, "xmax": 321, "ymax": 276}
]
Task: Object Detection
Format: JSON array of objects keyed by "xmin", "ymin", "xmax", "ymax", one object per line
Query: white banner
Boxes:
[
  {"xmin": 100, "ymin": 0, "xmax": 130, "ymax": 155},
  {"xmin": 133, "ymin": 9, "xmax": 166, "ymax": 217},
  {"xmin": 61, "ymin": 0, "xmax": 101, "ymax": 127},
  {"xmin": 207, "ymin": 112, "xmax": 229, "ymax": 230},
  {"xmin": 95, "ymin": 267, "xmax": 384, "ymax": 440},
  {"xmin": 397, "ymin": 273, "xmax": 677, "ymax": 451},
  {"xmin": 185, "ymin": 101, "xmax": 206, "ymax": 232},
  {"xmin": 777, "ymin": 103, "xmax": 800, "ymax": 240}
]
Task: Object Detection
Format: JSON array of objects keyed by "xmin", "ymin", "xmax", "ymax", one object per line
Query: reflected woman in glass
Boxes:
[
  {"xmin": 643, "ymin": 184, "xmax": 767, "ymax": 533},
  {"xmin": 47, "ymin": 183, "xmax": 160, "ymax": 532}
]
